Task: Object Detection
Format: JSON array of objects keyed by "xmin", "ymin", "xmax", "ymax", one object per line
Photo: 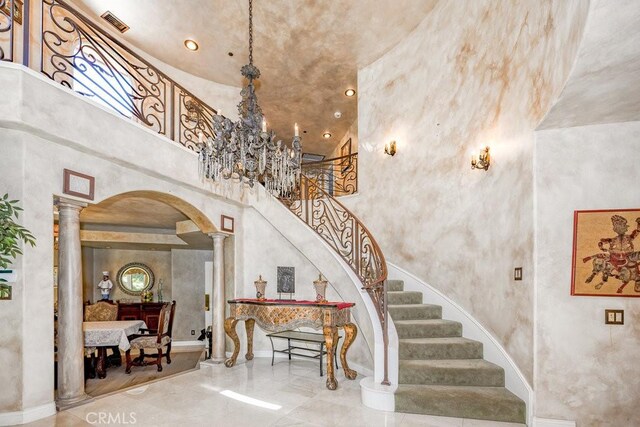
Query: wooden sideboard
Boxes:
[{"xmin": 117, "ymin": 302, "xmax": 164, "ymax": 331}]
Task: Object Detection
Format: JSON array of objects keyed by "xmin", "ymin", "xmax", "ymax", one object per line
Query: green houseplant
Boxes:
[{"xmin": 0, "ymin": 193, "xmax": 36, "ymax": 281}]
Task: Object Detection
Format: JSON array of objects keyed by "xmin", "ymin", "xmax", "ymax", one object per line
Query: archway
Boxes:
[{"xmin": 54, "ymin": 190, "xmax": 229, "ymax": 405}]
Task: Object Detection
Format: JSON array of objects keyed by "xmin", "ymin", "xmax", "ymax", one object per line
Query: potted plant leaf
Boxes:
[{"xmin": 1, "ymin": 194, "xmax": 36, "ymax": 298}]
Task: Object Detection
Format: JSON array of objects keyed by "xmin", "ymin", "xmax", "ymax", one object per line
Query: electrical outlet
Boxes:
[
  {"xmin": 191, "ymin": 329, "xmax": 195, "ymax": 335},
  {"xmin": 514, "ymin": 267, "xmax": 523, "ymax": 281},
  {"xmin": 605, "ymin": 309, "xmax": 624, "ymax": 325}
]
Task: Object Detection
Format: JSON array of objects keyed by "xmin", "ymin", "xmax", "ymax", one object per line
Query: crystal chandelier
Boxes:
[{"xmin": 198, "ymin": 0, "xmax": 302, "ymax": 196}]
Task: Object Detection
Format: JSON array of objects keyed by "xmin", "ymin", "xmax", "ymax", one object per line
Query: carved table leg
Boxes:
[
  {"xmin": 245, "ymin": 318, "xmax": 255, "ymax": 360},
  {"xmin": 96, "ymin": 347, "xmax": 107, "ymax": 379},
  {"xmin": 323, "ymin": 326, "xmax": 339, "ymax": 390},
  {"xmin": 340, "ymin": 323, "xmax": 358, "ymax": 380},
  {"xmin": 224, "ymin": 317, "xmax": 240, "ymax": 367}
]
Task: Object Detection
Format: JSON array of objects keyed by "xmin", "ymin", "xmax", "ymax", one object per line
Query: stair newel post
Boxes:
[{"xmin": 382, "ymin": 279, "xmax": 390, "ymax": 386}]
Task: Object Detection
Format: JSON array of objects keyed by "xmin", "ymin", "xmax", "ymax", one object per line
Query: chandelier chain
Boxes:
[
  {"xmin": 198, "ymin": 0, "xmax": 301, "ymax": 196},
  {"xmin": 248, "ymin": 0, "xmax": 253, "ymax": 66}
]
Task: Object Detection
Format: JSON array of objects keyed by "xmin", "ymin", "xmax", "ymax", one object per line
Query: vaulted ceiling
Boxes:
[{"xmin": 75, "ymin": 0, "xmax": 437, "ymax": 155}]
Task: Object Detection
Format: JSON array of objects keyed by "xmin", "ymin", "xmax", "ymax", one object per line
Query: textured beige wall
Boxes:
[
  {"xmin": 171, "ymin": 249, "xmax": 212, "ymax": 341},
  {"xmin": 344, "ymin": 0, "xmax": 590, "ymax": 382},
  {"xmin": 91, "ymin": 249, "xmax": 172, "ymax": 303},
  {"xmin": 0, "ymin": 134, "xmax": 25, "ymax": 412},
  {"xmin": 535, "ymin": 121, "xmax": 640, "ymax": 427},
  {"xmin": 81, "ymin": 247, "xmax": 94, "ymax": 302}
]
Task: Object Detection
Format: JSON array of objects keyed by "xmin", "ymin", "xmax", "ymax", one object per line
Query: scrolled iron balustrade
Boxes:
[
  {"xmin": 176, "ymin": 89, "xmax": 216, "ymax": 151},
  {"xmin": 38, "ymin": 0, "xmax": 216, "ymax": 149},
  {"xmin": 301, "ymin": 153, "xmax": 358, "ymax": 197},
  {"xmin": 282, "ymin": 173, "xmax": 390, "ymax": 385}
]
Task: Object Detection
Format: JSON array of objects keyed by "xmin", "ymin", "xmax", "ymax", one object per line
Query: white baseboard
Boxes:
[
  {"xmin": 0, "ymin": 402, "xmax": 56, "ymax": 426},
  {"xmin": 534, "ymin": 417, "xmax": 576, "ymax": 427},
  {"xmin": 172, "ymin": 340, "xmax": 205, "ymax": 347}
]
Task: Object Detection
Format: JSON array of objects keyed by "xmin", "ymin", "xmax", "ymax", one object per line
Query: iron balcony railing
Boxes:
[{"xmin": 1, "ymin": 0, "xmax": 216, "ymax": 150}]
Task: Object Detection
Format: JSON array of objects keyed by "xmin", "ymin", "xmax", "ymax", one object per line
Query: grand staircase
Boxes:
[{"xmin": 387, "ymin": 279, "xmax": 526, "ymax": 424}]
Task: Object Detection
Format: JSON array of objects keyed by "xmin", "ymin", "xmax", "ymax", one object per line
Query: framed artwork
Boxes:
[
  {"xmin": 339, "ymin": 138, "xmax": 352, "ymax": 173},
  {"xmin": 1, "ymin": 0, "xmax": 23, "ymax": 25},
  {"xmin": 571, "ymin": 209, "xmax": 640, "ymax": 297},
  {"xmin": 277, "ymin": 266, "xmax": 295, "ymax": 294},
  {"xmin": 0, "ymin": 284, "xmax": 11, "ymax": 300},
  {"xmin": 63, "ymin": 169, "xmax": 95, "ymax": 200},
  {"xmin": 221, "ymin": 215, "xmax": 234, "ymax": 233}
]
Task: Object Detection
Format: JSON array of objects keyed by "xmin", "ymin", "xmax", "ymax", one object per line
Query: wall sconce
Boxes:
[
  {"xmin": 384, "ymin": 140, "xmax": 397, "ymax": 156},
  {"xmin": 471, "ymin": 146, "xmax": 490, "ymax": 171}
]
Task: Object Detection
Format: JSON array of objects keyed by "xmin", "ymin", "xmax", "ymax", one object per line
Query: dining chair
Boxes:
[
  {"xmin": 84, "ymin": 300, "xmax": 121, "ymax": 367},
  {"xmin": 125, "ymin": 301, "xmax": 175, "ymax": 373}
]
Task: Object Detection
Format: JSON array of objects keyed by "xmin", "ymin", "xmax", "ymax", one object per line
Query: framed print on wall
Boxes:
[
  {"xmin": 63, "ymin": 169, "xmax": 95, "ymax": 200},
  {"xmin": 221, "ymin": 215, "xmax": 234, "ymax": 233},
  {"xmin": 339, "ymin": 138, "xmax": 352, "ymax": 173},
  {"xmin": 571, "ymin": 208, "xmax": 640, "ymax": 297}
]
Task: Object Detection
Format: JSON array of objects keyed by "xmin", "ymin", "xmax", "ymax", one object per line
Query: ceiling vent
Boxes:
[{"xmin": 100, "ymin": 11, "xmax": 129, "ymax": 33}]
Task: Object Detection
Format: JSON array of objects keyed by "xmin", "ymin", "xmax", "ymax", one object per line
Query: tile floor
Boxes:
[{"xmin": 28, "ymin": 358, "xmax": 526, "ymax": 427}]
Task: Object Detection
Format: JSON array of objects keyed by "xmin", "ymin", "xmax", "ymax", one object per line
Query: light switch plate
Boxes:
[
  {"xmin": 514, "ymin": 267, "xmax": 523, "ymax": 281},
  {"xmin": 605, "ymin": 309, "xmax": 624, "ymax": 325}
]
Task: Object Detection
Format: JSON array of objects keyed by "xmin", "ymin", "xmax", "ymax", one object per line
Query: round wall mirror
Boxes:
[{"xmin": 116, "ymin": 262, "xmax": 155, "ymax": 295}]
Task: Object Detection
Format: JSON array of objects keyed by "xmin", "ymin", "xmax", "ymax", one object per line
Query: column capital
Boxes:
[
  {"xmin": 209, "ymin": 232, "xmax": 230, "ymax": 241},
  {"xmin": 55, "ymin": 196, "xmax": 88, "ymax": 211}
]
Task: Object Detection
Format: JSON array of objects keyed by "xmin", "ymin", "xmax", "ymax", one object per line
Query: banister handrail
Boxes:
[
  {"xmin": 281, "ymin": 173, "xmax": 390, "ymax": 385},
  {"xmin": 302, "ymin": 152, "xmax": 355, "ymax": 166}
]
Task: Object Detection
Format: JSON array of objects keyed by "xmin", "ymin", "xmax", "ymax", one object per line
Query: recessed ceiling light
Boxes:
[
  {"xmin": 334, "ymin": 111, "xmax": 342, "ymax": 118},
  {"xmin": 323, "ymin": 132, "xmax": 332, "ymax": 139},
  {"xmin": 344, "ymin": 88, "xmax": 356, "ymax": 97},
  {"xmin": 184, "ymin": 39, "xmax": 199, "ymax": 51}
]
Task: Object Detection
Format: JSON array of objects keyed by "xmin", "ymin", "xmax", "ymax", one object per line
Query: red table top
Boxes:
[{"xmin": 230, "ymin": 298, "xmax": 355, "ymax": 310}]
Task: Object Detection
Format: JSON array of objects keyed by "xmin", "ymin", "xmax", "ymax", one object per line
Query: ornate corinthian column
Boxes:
[{"xmin": 55, "ymin": 198, "xmax": 89, "ymax": 408}]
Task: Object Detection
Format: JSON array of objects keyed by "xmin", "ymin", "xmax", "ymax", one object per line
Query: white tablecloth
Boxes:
[{"xmin": 83, "ymin": 320, "xmax": 147, "ymax": 351}]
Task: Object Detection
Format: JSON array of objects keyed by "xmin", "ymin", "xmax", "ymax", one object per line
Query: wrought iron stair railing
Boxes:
[
  {"xmin": 281, "ymin": 171, "xmax": 390, "ymax": 385},
  {"xmin": 301, "ymin": 153, "xmax": 358, "ymax": 197}
]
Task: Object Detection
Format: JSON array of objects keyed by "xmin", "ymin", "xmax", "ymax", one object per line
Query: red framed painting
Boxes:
[{"xmin": 571, "ymin": 208, "xmax": 640, "ymax": 297}]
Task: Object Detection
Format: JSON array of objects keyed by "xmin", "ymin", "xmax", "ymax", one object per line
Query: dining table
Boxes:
[{"xmin": 83, "ymin": 320, "xmax": 147, "ymax": 379}]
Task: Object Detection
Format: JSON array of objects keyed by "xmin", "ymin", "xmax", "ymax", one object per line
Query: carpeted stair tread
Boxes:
[
  {"xmin": 389, "ymin": 304, "xmax": 442, "ymax": 320},
  {"xmin": 387, "ymin": 291, "xmax": 423, "ymax": 305},
  {"xmin": 399, "ymin": 359, "xmax": 504, "ymax": 386},
  {"xmin": 399, "ymin": 337, "xmax": 484, "ymax": 360},
  {"xmin": 395, "ymin": 384, "xmax": 526, "ymax": 423},
  {"xmin": 386, "ymin": 280, "xmax": 405, "ymax": 292},
  {"xmin": 395, "ymin": 319, "xmax": 462, "ymax": 338}
]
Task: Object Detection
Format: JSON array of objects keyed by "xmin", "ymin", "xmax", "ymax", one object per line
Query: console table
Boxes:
[{"xmin": 224, "ymin": 299, "xmax": 358, "ymax": 390}]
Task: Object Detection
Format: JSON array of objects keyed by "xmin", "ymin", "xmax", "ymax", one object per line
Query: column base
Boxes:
[
  {"xmin": 201, "ymin": 357, "xmax": 226, "ymax": 365},
  {"xmin": 56, "ymin": 393, "xmax": 93, "ymax": 411}
]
